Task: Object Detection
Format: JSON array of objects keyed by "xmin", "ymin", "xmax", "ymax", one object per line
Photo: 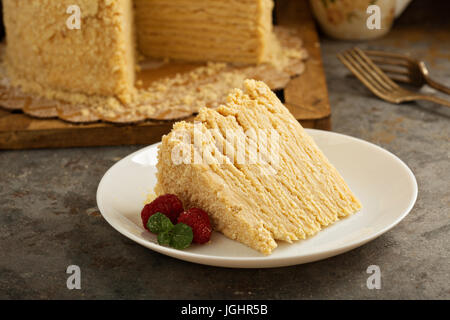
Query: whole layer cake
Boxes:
[
  {"xmin": 155, "ymin": 80, "xmax": 362, "ymax": 254},
  {"xmin": 2, "ymin": 0, "xmax": 282, "ymax": 108}
]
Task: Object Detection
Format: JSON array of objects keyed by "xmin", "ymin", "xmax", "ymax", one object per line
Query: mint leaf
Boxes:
[
  {"xmin": 157, "ymin": 231, "xmax": 172, "ymax": 246},
  {"xmin": 147, "ymin": 216, "xmax": 193, "ymax": 250},
  {"xmin": 147, "ymin": 212, "xmax": 174, "ymax": 234},
  {"xmin": 170, "ymin": 223, "xmax": 193, "ymax": 250}
]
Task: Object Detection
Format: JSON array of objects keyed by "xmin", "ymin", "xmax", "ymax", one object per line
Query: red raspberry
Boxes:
[
  {"xmin": 141, "ymin": 194, "xmax": 184, "ymax": 229},
  {"xmin": 177, "ymin": 208, "xmax": 212, "ymax": 244}
]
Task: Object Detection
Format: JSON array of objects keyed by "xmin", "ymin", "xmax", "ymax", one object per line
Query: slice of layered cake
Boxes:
[{"xmin": 155, "ymin": 80, "xmax": 362, "ymax": 255}]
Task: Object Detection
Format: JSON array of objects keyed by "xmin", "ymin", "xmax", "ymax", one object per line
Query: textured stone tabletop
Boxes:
[{"xmin": 1, "ymin": 0, "xmax": 449, "ymax": 299}]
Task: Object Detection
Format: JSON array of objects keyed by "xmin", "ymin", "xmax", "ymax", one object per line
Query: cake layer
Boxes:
[
  {"xmin": 156, "ymin": 80, "xmax": 361, "ymax": 254},
  {"xmin": 3, "ymin": 0, "xmax": 136, "ymax": 103},
  {"xmin": 135, "ymin": 0, "xmax": 275, "ymax": 64},
  {"xmin": 135, "ymin": 0, "xmax": 264, "ymax": 22}
]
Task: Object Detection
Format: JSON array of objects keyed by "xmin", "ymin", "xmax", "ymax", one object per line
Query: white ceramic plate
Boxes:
[{"xmin": 97, "ymin": 129, "xmax": 417, "ymax": 268}]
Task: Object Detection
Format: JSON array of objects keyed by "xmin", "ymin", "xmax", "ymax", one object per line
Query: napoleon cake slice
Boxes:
[{"xmin": 155, "ymin": 79, "xmax": 361, "ymax": 255}]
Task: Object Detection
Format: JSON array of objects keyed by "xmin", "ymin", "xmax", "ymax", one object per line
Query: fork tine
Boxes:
[
  {"xmin": 338, "ymin": 52, "xmax": 387, "ymax": 98},
  {"xmin": 353, "ymin": 48, "xmax": 400, "ymax": 89},
  {"xmin": 341, "ymin": 51, "xmax": 389, "ymax": 94},
  {"xmin": 364, "ymin": 50, "xmax": 416, "ymax": 63},
  {"xmin": 347, "ymin": 49, "xmax": 395, "ymax": 92},
  {"xmin": 364, "ymin": 50, "xmax": 411, "ymax": 78},
  {"xmin": 346, "ymin": 68, "xmax": 413, "ymax": 84},
  {"xmin": 377, "ymin": 65, "xmax": 410, "ymax": 76},
  {"xmin": 363, "ymin": 50, "xmax": 415, "ymax": 82},
  {"xmin": 368, "ymin": 56, "xmax": 410, "ymax": 67},
  {"xmin": 384, "ymin": 75, "xmax": 413, "ymax": 84}
]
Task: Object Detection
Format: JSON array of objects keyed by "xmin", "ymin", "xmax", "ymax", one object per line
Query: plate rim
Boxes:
[{"xmin": 96, "ymin": 129, "xmax": 418, "ymax": 268}]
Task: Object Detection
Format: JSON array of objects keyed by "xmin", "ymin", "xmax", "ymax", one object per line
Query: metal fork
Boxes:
[
  {"xmin": 364, "ymin": 50, "xmax": 450, "ymax": 95},
  {"xmin": 337, "ymin": 48, "xmax": 450, "ymax": 107}
]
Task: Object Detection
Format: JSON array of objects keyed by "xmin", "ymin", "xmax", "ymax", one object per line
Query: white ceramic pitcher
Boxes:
[{"xmin": 309, "ymin": 0, "xmax": 413, "ymax": 40}]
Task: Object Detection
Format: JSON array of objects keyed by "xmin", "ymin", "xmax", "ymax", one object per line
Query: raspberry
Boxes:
[
  {"xmin": 141, "ymin": 194, "xmax": 184, "ymax": 229},
  {"xmin": 177, "ymin": 208, "xmax": 212, "ymax": 244}
]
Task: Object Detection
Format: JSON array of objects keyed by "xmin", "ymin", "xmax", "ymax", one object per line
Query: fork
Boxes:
[
  {"xmin": 364, "ymin": 50, "xmax": 450, "ymax": 95},
  {"xmin": 337, "ymin": 48, "xmax": 450, "ymax": 107}
]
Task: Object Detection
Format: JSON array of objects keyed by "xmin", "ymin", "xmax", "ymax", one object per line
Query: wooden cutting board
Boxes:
[{"xmin": 0, "ymin": 0, "xmax": 330, "ymax": 150}]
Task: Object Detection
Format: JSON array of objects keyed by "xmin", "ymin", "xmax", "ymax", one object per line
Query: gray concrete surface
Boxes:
[{"xmin": 0, "ymin": 0, "xmax": 449, "ymax": 299}]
